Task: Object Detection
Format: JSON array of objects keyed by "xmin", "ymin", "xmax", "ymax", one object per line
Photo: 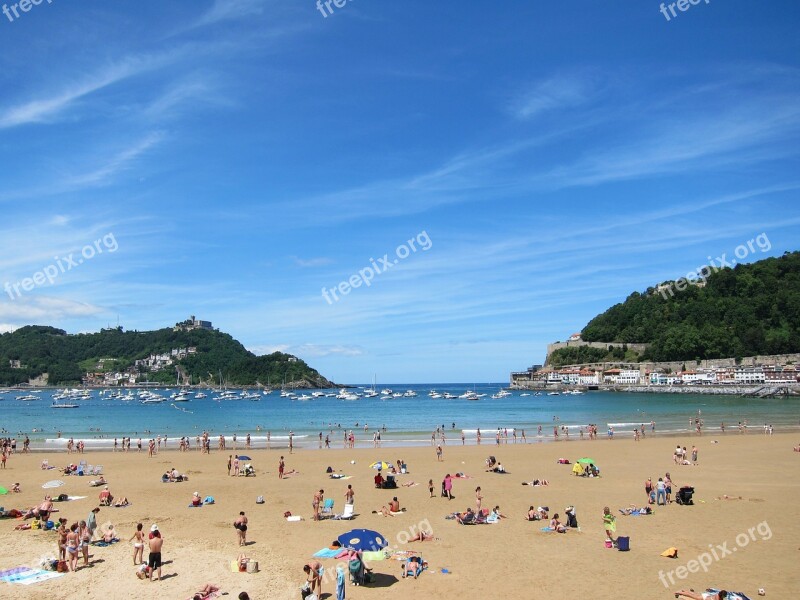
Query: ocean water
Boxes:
[{"xmin": 1, "ymin": 383, "xmax": 799, "ymax": 451}]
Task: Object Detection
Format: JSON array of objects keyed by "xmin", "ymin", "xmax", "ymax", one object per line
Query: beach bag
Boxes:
[
  {"xmin": 58, "ymin": 493, "xmax": 68, "ymax": 502},
  {"xmin": 256, "ymin": 495, "xmax": 265, "ymax": 504},
  {"xmin": 284, "ymin": 511, "xmax": 292, "ymax": 518},
  {"xmin": 617, "ymin": 536, "xmax": 630, "ymax": 551},
  {"xmin": 326, "ymin": 466, "xmax": 333, "ymax": 473},
  {"xmin": 246, "ymin": 560, "xmax": 259, "ymax": 573},
  {"xmin": 204, "ymin": 496, "xmax": 215, "ymax": 504}
]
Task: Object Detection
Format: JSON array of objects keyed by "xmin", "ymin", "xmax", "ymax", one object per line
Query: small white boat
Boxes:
[
  {"xmin": 52, "ymin": 401, "xmax": 79, "ymax": 409},
  {"xmin": 17, "ymin": 395, "xmax": 39, "ymax": 401}
]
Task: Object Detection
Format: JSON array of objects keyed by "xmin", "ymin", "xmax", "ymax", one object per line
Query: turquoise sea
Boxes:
[{"xmin": 1, "ymin": 383, "xmax": 799, "ymax": 451}]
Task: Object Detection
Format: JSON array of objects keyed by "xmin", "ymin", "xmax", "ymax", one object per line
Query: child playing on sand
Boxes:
[
  {"xmin": 428, "ymin": 479, "xmax": 434, "ymax": 498},
  {"xmin": 603, "ymin": 506, "xmax": 616, "ymax": 544}
]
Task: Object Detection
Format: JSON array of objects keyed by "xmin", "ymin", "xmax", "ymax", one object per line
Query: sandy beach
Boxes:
[{"xmin": 1, "ymin": 432, "xmax": 798, "ymax": 599}]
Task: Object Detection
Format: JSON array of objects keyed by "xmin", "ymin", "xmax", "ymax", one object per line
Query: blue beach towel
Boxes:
[{"xmin": 313, "ymin": 547, "xmax": 341, "ymax": 559}]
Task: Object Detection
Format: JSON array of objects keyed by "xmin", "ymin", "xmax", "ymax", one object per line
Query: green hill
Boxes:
[
  {"xmin": 0, "ymin": 324, "xmax": 334, "ymax": 387},
  {"xmin": 553, "ymin": 251, "xmax": 800, "ymax": 364}
]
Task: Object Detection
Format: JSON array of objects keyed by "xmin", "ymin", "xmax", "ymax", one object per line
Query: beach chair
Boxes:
[
  {"xmin": 92, "ymin": 465, "xmax": 104, "ymax": 476},
  {"xmin": 334, "ymin": 504, "xmax": 355, "ymax": 520},
  {"xmin": 321, "ymin": 498, "xmax": 334, "ymax": 516},
  {"xmin": 86, "ymin": 465, "xmax": 94, "ymax": 474}
]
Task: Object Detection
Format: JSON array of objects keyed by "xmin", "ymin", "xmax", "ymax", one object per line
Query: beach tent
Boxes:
[
  {"xmin": 369, "ymin": 461, "xmax": 391, "ymax": 471},
  {"xmin": 337, "ymin": 528, "xmax": 388, "ymax": 552}
]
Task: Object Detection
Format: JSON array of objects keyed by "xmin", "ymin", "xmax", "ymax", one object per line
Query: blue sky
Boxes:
[{"xmin": 1, "ymin": 0, "xmax": 799, "ymax": 383}]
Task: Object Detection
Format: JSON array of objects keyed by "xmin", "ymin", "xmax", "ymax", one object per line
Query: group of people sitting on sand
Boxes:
[
  {"xmin": 484, "ymin": 456, "xmax": 507, "ymax": 473},
  {"xmin": 162, "ymin": 468, "xmax": 187, "ymax": 482},
  {"xmin": 454, "ymin": 505, "xmax": 507, "ymax": 524}
]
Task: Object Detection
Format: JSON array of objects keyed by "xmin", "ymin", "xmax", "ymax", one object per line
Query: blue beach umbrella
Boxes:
[{"xmin": 336, "ymin": 528, "xmax": 388, "ymax": 552}]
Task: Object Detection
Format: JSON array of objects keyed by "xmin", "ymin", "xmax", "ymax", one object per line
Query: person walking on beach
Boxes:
[
  {"xmin": 429, "ymin": 479, "xmax": 434, "ymax": 498},
  {"xmin": 475, "ymin": 486, "xmax": 483, "ymax": 512},
  {"xmin": 436, "ymin": 444, "xmax": 443, "ymax": 462},
  {"xmin": 148, "ymin": 525, "xmax": 164, "ymax": 582},
  {"xmin": 645, "ymin": 477, "xmax": 653, "ymax": 504},
  {"xmin": 345, "ymin": 484, "xmax": 354, "ymax": 505},
  {"xmin": 227, "ymin": 455, "xmax": 232, "ymax": 476},
  {"xmin": 278, "ymin": 456, "xmax": 285, "ymax": 479},
  {"xmin": 234, "ymin": 511, "xmax": 248, "ymax": 546},
  {"xmin": 233, "ymin": 455, "xmax": 240, "ymax": 477},
  {"xmin": 289, "ymin": 433, "xmax": 294, "ymax": 454},
  {"xmin": 130, "ymin": 523, "xmax": 145, "ymax": 565},
  {"xmin": 691, "ymin": 446, "xmax": 698, "ymax": 464},
  {"xmin": 443, "ymin": 474, "xmax": 453, "ymax": 500}
]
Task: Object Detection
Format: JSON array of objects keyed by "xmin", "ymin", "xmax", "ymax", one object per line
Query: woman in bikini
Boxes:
[
  {"xmin": 65, "ymin": 523, "xmax": 80, "ymax": 572},
  {"xmin": 130, "ymin": 523, "xmax": 145, "ymax": 565},
  {"xmin": 79, "ymin": 520, "xmax": 92, "ymax": 567},
  {"xmin": 57, "ymin": 518, "xmax": 69, "ymax": 561}
]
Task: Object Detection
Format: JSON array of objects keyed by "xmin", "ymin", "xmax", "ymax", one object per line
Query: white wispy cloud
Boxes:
[
  {"xmin": 191, "ymin": 0, "xmax": 268, "ymax": 29},
  {"xmin": 0, "ymin": 54, "xmax": 179, "ymax": 129},
  {"xmin": 512, "ymin": 73, "xmax": 599, "ymax": 120},
  {"xmin": 63, "ymin": 132, "xmax": 165, "ymax": 188},
  {"xmin": 292, "ymin": 256, "xmax": 334, "ymax": 268},
  {"xmin": 0, "ymin": 297, "xmax": 107, "ymax": 322}
]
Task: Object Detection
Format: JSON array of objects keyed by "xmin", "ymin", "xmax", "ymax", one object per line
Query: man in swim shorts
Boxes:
[{"xmin": 148, "ymin": 525, "xmax": 164, "ymax": 581}]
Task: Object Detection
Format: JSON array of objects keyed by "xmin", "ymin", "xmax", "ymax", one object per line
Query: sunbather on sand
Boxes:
[
  {"xmin": 402, "ymin": 556, "xmax": 424, "ymax": 579},
  {"xmin": 716, "ymin": 495, "xmax": 743, "ymax": 500},
  {"xmin": 11, "ymin": 483, "xmax": 20, "ymax": 493},
  {"xmin": 90, "ymin": 476, "xmax": 107, "ymax": 487},
  {"xmin": 674, "ymin": 590, "xmax": 728, "ymax": 599},
  {"xmin": 522, "ymin": 479, "xmax": 549, "ymax": 486},
  {"xmin": 408, "ymin": 529, "xmax": 436, "ymax": 542},
  {"xmin": 192, "ymin": 583, "xmax": 221, "ymax": 600},
  {"xmin": 550, "ymin": 513, "xmax": 566, "ymax": 533},
  {"xmin": 456, "ymin": 508, "xmax": 475, "ymax": 524},
  {"xmin": 114, "ymin": 497, "xmax": 130, "ymax": 507}
]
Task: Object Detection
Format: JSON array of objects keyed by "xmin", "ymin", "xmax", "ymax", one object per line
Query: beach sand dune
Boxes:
[{"xmin": 0, "ymin": 433, "xmax": 798, "ymax": 599}]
